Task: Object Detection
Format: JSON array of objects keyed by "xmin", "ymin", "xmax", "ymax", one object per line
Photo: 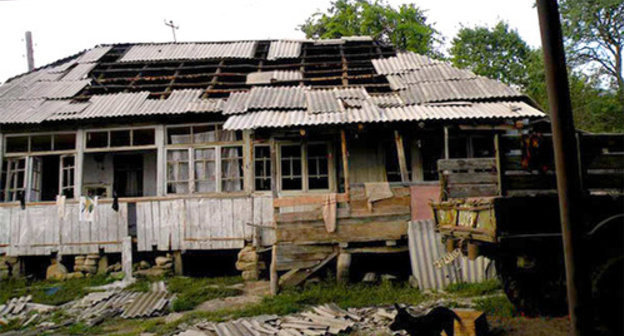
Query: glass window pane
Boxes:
[
  {"xmin": 194, "ymin": 148, "xmax": 216, "ymax": 193},
  {"xmin": 193, "ymin": 125, "xmax": 217, "ymax": 143},
  {"xmin": 168, "ymin": 127, "xmax": 192, "ymax": 144},
  {"xmin": 221, "ymin": 147, "xmax": 243, "ymax": 192}
]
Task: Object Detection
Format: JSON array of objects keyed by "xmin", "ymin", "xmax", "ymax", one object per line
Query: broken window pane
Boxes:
[
  {"xmin": 6, "ymin": 136, "xmax": 29, "ymax": 153},
  {"xmin": 110, "ymin": 130, "xmax": 131, "ymax": 147},
  {"xmin": 254, "ymin": 145, "xmax": 271, "ymax": 191},
  {"xmin": 194, "ymin": 148, "xmax": 216, "ymax": 193},
  {"xmin": 4, "ymin": 157, "xmax": 26, "ymax": 201},
  {"xmin": 168, "ymin": 127, "xmax": 192, "ymax": 145},
  {"xmin": 133, "ymin": 128, "xmax": 155, "ymax": 146},
  {"xmin": 281, "ymin": 145, "xmax": 302, "ymax": 190},
  {"xmin": 86, "ymin": 131, "xmax": 108, "ymax": 148},
  {"xmin": 31, "ymin": 135, "xmax": 52, "ymax": 152},
  {"xmin": 54, "ymin": 133, "xmax": 76, "ymax": 150},
  {"xmin": 221, "ymin": 146, "xmax": 243, "ymax": 192},
  {"xmin": 308, "ymin": 144, "xmax": 329, "ymax": 189}
]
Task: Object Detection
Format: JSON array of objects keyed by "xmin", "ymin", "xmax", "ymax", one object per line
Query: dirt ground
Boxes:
[{"xmin": 488, "ymin": 316, "xmax": 570, "ymax": 336}]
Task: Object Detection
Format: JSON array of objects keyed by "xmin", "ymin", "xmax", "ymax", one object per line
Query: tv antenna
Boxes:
[{"xmin": 164, "ymin": 19, "xmax": 179, "ymax": 42}]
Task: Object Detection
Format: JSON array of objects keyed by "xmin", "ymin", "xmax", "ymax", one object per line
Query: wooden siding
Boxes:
[
  {"xmin": 135, "ymin": 195, "xmax": 273, "ymax": 251},
  {"xmin": 2, "ymin": 202, "xmax": 127, "ymax": 256}
]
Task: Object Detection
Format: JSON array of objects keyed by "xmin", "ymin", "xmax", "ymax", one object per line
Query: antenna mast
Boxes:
[{"xmin": 164, "ymin": 20, "xmax": 179, "ymax": 42}]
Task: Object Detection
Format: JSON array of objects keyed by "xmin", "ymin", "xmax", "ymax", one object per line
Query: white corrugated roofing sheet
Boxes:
[
  {"xmin": 19, "ymin": 80, "xmax": 90, "ymax": 99},
  {"xmin": 76, "ymin": 46, "xmax": 113, "ymax": 63},
  {"xmin": 223, "ymin": 86, "xmax": 306, "ymax": 114},
  {"xmin": 372, "ymin": 52, "xmax": 443, "ymax": 75},
  {"xmin": 399, "ymin": 77, "xmax": 522, "ymax": 104},
  {"xmin": 61, "ymin": 63, "xmax": 97, "ymax": 81},
  {"xmin": 119, "ymin": 42, "xmax": 257, "ymax": 62},
  {"xmin": 223, "ymin": 101, "xmax": 544, "ymax": 130},
  {"xmin": 246, "ymin": 70, "xmax": 302, "ymax": 84},
  {"xmin": 267, "ymin": 40, "xmax": 302, "ymax": 60},
  {"xmin": 80, "ymin": 91, "xmax": 150, "ymax": 118}
]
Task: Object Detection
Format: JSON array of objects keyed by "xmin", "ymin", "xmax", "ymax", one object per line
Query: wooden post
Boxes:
[
  {"xmin": 122, "ymin": 237, "xmax": 133, "ymax": 280},
  {"xmin": 270, "ymin": 245, "xmax": 278, "ymax": 295},
  {"xmin": 155, "ymin": 125, "xmax": 166, "ymax": 196},
  {"xmin": 443, "ymin": 127, "xmax": 450, "ymax": 159},
  {"xmin": 173, "ymin": 251, "xmax": 183, "ymax": 276},
  {"xmin": 340, "ymin": 130, "xmax": 350, "ymax": 196},
  {"xmin": 336, "ymin": 252, "xmax": 351, "ymax": 283},
  {"xmin": 412, "ymin": 138, "xmax": 424, "ymax": 182},
  {"xmin": 74, "ymin": 129, "xmax": 85, "ymax": 197},
  {"xmin": 243, "ymin": 130, "xmax": 254, "ymax": 193},
  {"xmin": 394, "ymin": 130, "xmax": 409, "ymax": 182},
  {"xmin": 494, "ymin": 134, "xmax": 505, "ymax": 196}
]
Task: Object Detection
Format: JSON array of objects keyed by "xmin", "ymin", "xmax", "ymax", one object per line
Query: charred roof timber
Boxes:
[{"xmin": 0, "ymin": 36, "xmax": 543, "ymax": 127}]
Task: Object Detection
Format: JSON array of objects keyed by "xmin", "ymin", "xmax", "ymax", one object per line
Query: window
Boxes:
[
  {"xmin": 166, "ymin": 123, "xmax": 243, "ymax": 194},
  {"xmin": 60, "ymin": 155, "xmax": 75, "ymax": 198},
  {"xmin": 194, "ymin": 148, "xmax": 216, "ymax": 192},
  {"xmin": 5, "ymin": 133, "xmax": 76, "ymax": 154},
  {"xmin": 167, "ymin": 149, "xmax": 190, "ymax": 194},
  {"xmin": 221, "ymin": 146, "xmax": 243, "ymax": 192},
  {"xmin": 307, "ymin": 144, "xmax": 329, "ymax": 189},
  {"xmin": 4, "ymin": 158, "xmax": 26, "ymax": 201},
  {"xmin": 279, "ymin": 143, "xmax": 330, "ymax": 191},
  {"xmin": 254, "ymin": 145, "xmax": 271, "ymax": 191},
  {"xmin": 86, "ymin": 128, "xmax": 155, "ymax": 149},
  {"xmin": 280, "ymin": 145, "xmax": 302, "ymax": 190}
]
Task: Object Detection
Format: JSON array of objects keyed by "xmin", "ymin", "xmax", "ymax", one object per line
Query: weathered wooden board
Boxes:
[
  {"xmin": 276, "ymin": 216, "xmax": 409, "ymax": 244},
  {"xmin": 4, "ymin": 202, "xmax": 127, "ymax": 256},
  {"xmin": 0, "ymin": 207, "xmax": 11, "ymax": 254},
  {"xmin": 135, "ymin": 195, "xmax": 273, "ymax": 252}
]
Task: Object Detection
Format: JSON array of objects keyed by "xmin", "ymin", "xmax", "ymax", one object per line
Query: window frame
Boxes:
[
  {"xmin": 4, "ymin": 131, "xmax": 77, "ymax": 157},
  {"xmin": 277, "ymin": 141, "xmax": 331, "ymax": 193},
  {"xmin": 165, "ymin": 122, "xmax": 244, "ymax": 195},
  {"xmin": 84, "ymin": 126, "xmax": 157, "ymax": 152}
]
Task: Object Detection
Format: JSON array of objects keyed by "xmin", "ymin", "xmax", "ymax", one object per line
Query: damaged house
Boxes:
[{"xmin": 0, "ymin": 37, "xmax": 544, "ymax": 287}]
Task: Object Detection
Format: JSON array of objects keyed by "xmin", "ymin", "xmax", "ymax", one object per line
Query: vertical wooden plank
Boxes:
[
  {"xmin": 233, "ymin": 197, "xmax": 249, "ymax": 244},
  {"xmin": 340, "ymin": 130, "xmax": 350, "ymax": 196},
  {"xmin": 243, "ymin": 130, "xmax": 254, "ymax": 193},
  {"xmin": 221, "ymin": 198, "xmax": 234, "ymax": 249},
  {"xmin": 494, "ymin": 134, "xmax": 505, "ymax": 196},
  {"xmin": 269, "ymin": 138, "xmax": 278, "ymax": 198},
  {"xmin": 151, "ymin": 201, "xmax": 160, "ymax": 250},
  {"xmin": 155, "ymin": 125, "xmax": 166, "ymax": 196},
  {"xmin": 444, "ymin": 127, "xmax": 450, "ymax": 159},
  {"xmin": 74, "ymin": 129, "xmax": 85, "ymax": 198},
  {"xmin": 394, "ymin": 130, "xmax": 409, "ymax": 183},
  {"xmin": 328, "ymin": 142, "xmax": 337, "ymax": 192},
  {"xmin": 136, "ymin": 202, "xmax": 146, "ymax": 251}
]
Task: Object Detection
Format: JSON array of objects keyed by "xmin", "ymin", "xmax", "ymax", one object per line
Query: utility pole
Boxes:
[
  {"xmin": 164, "ymin": 20, "xmax": 179, "ymax": 42},
  {"xmin": 536, "ymin": 1, "xmax": 591, "ymax": 335},
  {"xmin": 25, "ymin": 31, "xmax": 35, "ymax": 71}
]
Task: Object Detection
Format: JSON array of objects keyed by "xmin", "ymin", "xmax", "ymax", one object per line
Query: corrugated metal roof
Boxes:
[
  {"xmin": 223, "ymin": 86, "xmax": 306, "ymax": 114},
  {"xmin": 119, "ymin": 42, "xmax": 257, "ymax": 62},
  {"xmin": 267, "ymin": 40, "xmax": 302, "ymax": 60},
  {"xmin": 223, "ymin": 101, "xmax": 544, "ymax": 130},
  {"xmin": 139, "ymin": 89, "xmax": 203, "ymax": 114},
  {"xmin": 45, "ymin": 102, "xmax": 90, "ymax": 121},
  {"xmin": 79, "ymin": 91, "xmax": 150, "ymax": 118},
  {"xmin": 121, "ymin": 291, "xmax": 169, "ymax": 318},
  {"xmin": 372, "ymin": 52, "xmax": 442, "ymax": 75},
  {"xmin": 386, "ymin": 64, "xmax": 476, "ymax": 89},
  {"xmin": 61, "ymin": 63, "xmax": 97, "ymax": 81},
  {"xmin": 306, "ymin": 89, "xmax": 342, "ymax": 113},
  {"xmin": 188, "ymin": 97, "xmax": 225, "ymax": 113},
  {"xmin": 399, "ymin": 77, "xmax": 523, "ymax": 104},
  {"xmin": 246, "ymin": 70, "xmax": 302, "ymax": 84},
  {"xmin": 369, "ymin": 93, "xmax": 404, "ymax": 107},
  {"xmin": 76, "ymin": 46, "xmax": 113, "ymax": 63},
  {"xmin": 19, "ymin": 80, "xmax": 90, "ymax": 99}
]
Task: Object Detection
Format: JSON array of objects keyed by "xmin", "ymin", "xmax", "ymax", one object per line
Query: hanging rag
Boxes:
[
  {"xmin": 322, "ymin": 193, "xmax": 337, "ymax": 233},
  {"xmin": 364, "ymin": 182, "xmax": 394, "ymax": 211}
]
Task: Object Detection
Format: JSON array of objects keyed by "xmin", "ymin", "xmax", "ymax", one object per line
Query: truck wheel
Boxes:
[
  {"xmin": 495, "ymin": 248, "xmax": 568, "ymax": 316},
  {"xmin": 589, "ymin": 215, "xmax": 624, "ymax": 335}
]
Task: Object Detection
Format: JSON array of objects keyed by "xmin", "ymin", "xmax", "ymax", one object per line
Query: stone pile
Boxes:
[
  {"xmin": 74, "ymin": 255, "xmax": 99, "ymax": 275},
  {"xmin": 235, "ymin": 246, "xmax": 265, "ymax": 281},
  {"xmin": 134, "ymin": 254, "xmax": 174, "ymax": 277}
]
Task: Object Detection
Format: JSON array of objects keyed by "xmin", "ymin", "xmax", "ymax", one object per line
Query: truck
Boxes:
[{"xmin": 430, "ymin": 132, "xmax": 623, "ymax": 333}]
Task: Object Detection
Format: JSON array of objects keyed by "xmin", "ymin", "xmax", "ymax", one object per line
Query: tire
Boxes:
[{"xmin": 495, "ymin": 244, "xmax": 568, "ymax": 316}]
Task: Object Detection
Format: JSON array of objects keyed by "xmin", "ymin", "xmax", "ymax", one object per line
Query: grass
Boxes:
[
  {"xmin": 0, "ymin": 275, "xmax": 115, "ymax": 306},
  {"xmin": 166, "ymin": 276, "xmax": 242, "ymax": 312},
  {"xmin": 444, "ymin": 278, "xmax": 502, "ymax": 297},
  {"xmin": 474, "ymin": 295, "xmax": 517, "ymax": 318}
]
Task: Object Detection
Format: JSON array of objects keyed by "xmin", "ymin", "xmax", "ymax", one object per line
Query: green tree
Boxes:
[
  {"xmin": 449, "ymin": 21, "xmax": 531, "ymax": 86},
  {"xmin": 299, "ymin": 0, "xmax": 441, "ymax": 56},
  {"xmin": 560, "ymin": 0, "xmax": 624, "ymax": 102}
]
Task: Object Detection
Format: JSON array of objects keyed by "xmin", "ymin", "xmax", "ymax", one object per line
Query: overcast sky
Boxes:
[{"xmin": 0, "ymin": 0, "xmax": 541, "ymax": 83}]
